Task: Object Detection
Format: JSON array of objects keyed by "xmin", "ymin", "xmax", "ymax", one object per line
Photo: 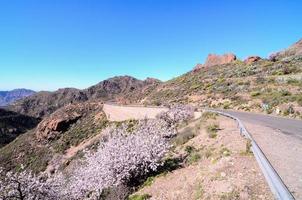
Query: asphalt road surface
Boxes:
[
  {"xmin": 221, "ymin": 110, "xmax": 302, "ymax": 140},
  {"xmin": 217, "ymin": 109, "xmax": 302, "ymax": 199}
]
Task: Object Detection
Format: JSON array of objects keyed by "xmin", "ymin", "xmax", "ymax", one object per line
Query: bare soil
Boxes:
[{"xmin": 134, "ymin": 116, "xmax": 273, "ymax": 200}]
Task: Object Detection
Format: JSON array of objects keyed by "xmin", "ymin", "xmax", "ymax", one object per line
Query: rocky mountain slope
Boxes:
[
  {"xmin": 0, "ymin": 101, "xmax": 106, "ymax": 172},
  {"xmin": 0, "ymin": 108, "xmax": 39, "ymax": 148},
  {"xmin": 0, "ymin": 89, "xmax": 35, "ymax": 106},
  {"xmin": 7, "ymin": 39, "xmax": 302, "ymax": 121},
  {"xmin": 8, "ymin": 76, "xmax": 160, "ymax": 118},
  {"xmin": 1, "ymin": 38, "xmax": 302, "ymax": 173},
  {"xmin": 143, "ymin": 39, "xmax": 302, "ymax": 119},
  {"xmin": 0, "ymin": 39, "xmax": 301, "ymax": 200}
]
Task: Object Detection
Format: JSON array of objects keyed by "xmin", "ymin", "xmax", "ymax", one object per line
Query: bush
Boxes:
[
  {"xmin": 281, "ymin": 90, "xmax": 291, "ymax": 96},
  {"xmin": 220, "ymin": 147, "xmax": 231, "ymax": 157},
  {"xmin": 185, "ymin": 145, "xmax": 195, "ymax": 154},
  {"xmin": 201, "ymin": 112, "xmax": 218, "ymax": 120},
  {"xmin": 128, "ymin": 194, "xmax": 151, "ymax": 200},
  {"xmin": 186, "ymin": 152, "xmax": 201, "ymax": 164},
  {"xmin": 250, "ymin": 91, "xmax": 261, "ymax": 97},
  {"xmin": 206, "ymin": 123, "xmax": 220, "ymax": 138}
]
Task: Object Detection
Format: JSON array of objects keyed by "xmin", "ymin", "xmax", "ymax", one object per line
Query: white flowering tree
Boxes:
[
  {"xmin": 0, "ymin": 105, "xmax": 194, "ymax": 200},
  {"xmin": 54, "ymin": 119, "xmax": 175, "ymax": 199},
  {"xmin": 157, "ymin": 105, "xmax": 194, "ymax": 124},
  {"xmin": 0, "ymin": 168, "xmax": 58, "ymax": 200}
]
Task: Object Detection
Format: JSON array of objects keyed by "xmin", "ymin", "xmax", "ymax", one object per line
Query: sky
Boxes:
[{"xmin": 0, "ymin": 0, "xmax": 302, "ymax": 91}]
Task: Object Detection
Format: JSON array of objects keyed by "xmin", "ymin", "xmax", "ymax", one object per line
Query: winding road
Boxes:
[
  {"xmin": 220, "ymin": 110, "xmax": 302, "ymax": 140},
  {"xmin": 217, "ymin": 110, "xmax": 302, "ymax": 199},
  {"xmin": 103, "ymin": 103, "xmax": 302, "ymax": 199}
]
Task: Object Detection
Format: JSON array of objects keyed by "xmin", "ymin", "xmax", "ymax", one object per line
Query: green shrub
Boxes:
[
  {"xmin": 128, "ymin": 194, "xmax": 151, "ymax": 200},
  {"xmin": 223, "ymin": 102, "xmax": 231, "ymax": 109},
  {"xmin": 220, "ymin": 189, "xmax": 240, "ymax": 200},
  {"xmin": 206, "ymin": 123, "xmax": 220, "ymax": 138},
  {"xmin": 281, "ymin": 90, "xmax": 291, "ymax": 96},
  {"xmin": 185, "ymin": 145, "xmax": 195, "ymax": 154},
  {"xmin": 142, "ymin": 177, "xmax": 155, "ymax": 187},
  {"xmin": 187, "ymin": 152, "xmax": 201, "ymax": 164},
  {"xmin": 283, "ymin": 105, "xmax": 294, "ymax": 116},
  {"xmin": 220, "ymin": 147, "xmax": 231, "ymax": 157},
  {"xmin": 202, "ymin": 112, "xmax": 218, "ymax": 120},
  {"xmin": 250, "ymin": 91, "xmax": 261, "ymax": 97}
]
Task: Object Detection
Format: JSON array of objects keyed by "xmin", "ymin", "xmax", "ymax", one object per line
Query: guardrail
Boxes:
[{"xmin": 204, "ymin": 109, "xmax": 295, "ymax": 200}]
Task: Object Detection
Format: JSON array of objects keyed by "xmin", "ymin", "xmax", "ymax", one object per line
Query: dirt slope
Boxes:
[{"xmin": 133, "ymin": 115, "xmax": 273, "ymax": 200}]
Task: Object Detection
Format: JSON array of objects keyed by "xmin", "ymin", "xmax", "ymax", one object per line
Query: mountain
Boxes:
[
  {"xmin": 0, "ymin": 108, "xmax": 39, "ymax": 148},
  {"xmin": 143, "ymin": 39, "xmax": 302, "ymax": 118},
  {"xmin": 0, "ymin": 89, "xmax": 35, "ymax": 106},
  {"xmin": 1, "ymin": 38, "xmax": 302, "ymax": 174},
  {"xmin": 8, "ymin": 76, "xmax": 160, "ymax": 118},
  {"xmin": 270, "ymin": 39, "xmax": 302, "ymax": 60}
]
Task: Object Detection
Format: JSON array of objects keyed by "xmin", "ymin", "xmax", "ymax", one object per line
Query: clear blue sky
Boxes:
[{"xmin": 0, "ymin": 0, "xmax": 301, "ymax": 91}]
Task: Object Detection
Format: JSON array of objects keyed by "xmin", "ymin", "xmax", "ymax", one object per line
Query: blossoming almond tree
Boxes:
[
  {"xmin": 55, "ymin": 119, "xmax": 175, "ymax": 199},
  {"xmin": 0, "ymin": 168, "xmax": 59, "ymax": 200},
  {"xmin": 0, "ymin": 105, "xmax": 194, "ymax": 200}
]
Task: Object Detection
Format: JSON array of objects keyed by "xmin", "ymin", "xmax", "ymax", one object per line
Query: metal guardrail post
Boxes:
[{"xmin": 204, "ymin": 109, "xmax": 295, "ymax": 200}]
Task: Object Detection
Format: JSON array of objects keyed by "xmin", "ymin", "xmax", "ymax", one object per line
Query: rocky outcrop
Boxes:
[
  {"xmin": 244, "ymin": 56, "xmax": 261, "ymax": 64},
  {"xmin": 36, "ymin": 102, "xmax": 103, "ymax": 140},
  {"xmin": 194, "ymin": 53, "xmax": 237, "ymax": 70},
  {"xmin": 204, "ymin": 53, "xmax": 237, "ymax": 67}
]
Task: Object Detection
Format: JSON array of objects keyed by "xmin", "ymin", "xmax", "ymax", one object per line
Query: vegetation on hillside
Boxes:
[
  {"xmin": 0, "ymin": 106, "xmax": 194, "ymax": 200},
  {"xmin": 145, "ymin": 56, "xmax": 302, "ymax": 118}
]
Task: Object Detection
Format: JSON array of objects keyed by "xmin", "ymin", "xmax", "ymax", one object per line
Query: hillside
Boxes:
[
  {"xmin": 7, "ymin": 39, "xmax": 302, "ymax": 120},
  {"xmin": 0, "ymin": 108, "xmax": 39, "ymax": 148},
  {"xmin": 0, "ymin": 101, "xmax": 107, "ymax": 173},
  {"xmin": 0, "ymin": 39, "xmax": 301, "ymax": 199},
  {"xmin": 144, "ymin": 39, "xmax": 302, "ymax": 119},
  {"xmin": 0, "ymin": 89, "xmax": 35, "ymax": 106},
  {"xmin": 8, "ymin": 76, "xmax": 160, "ymax": 118}
]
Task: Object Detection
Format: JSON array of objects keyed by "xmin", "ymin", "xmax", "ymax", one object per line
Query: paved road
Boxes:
[
  {"xmin": 103, "ymin": 103, "xmax": 168, "ymax": 121},
  {"xmin": 217, "ymin": 109, "xmax": 302, "ymax": 199},
  {"xmin": 103, "ymin": 103, "xmax": 201, "ymax": 121},
  {"xmin": 221, "ymin": 110, "xmax": 302, "ymax": 140}
]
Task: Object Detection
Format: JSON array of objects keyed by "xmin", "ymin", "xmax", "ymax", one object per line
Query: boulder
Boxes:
[
  {"xmin": 36, "ymin": 102, "xmax": 103, "ymax": 140},
  {"xmin": 204, "ymin": 53, "xmax": 237, "ymax": 67},
  {"xmin": 192, "ymin": 53, "xmax": 237, "ymax": 71},
  {"xmin": 244, "ymin": 56, "xmax": 261, "ymax": 64}
]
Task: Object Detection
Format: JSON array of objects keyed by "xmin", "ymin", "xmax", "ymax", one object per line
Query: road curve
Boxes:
[
  {"xmin": 103, "ymin": 103, "xmax": 169, "ymax": 121},
  {"xmin": 220, "ymin": 110, "xmax": 302, "ymax": 140},
  {"xmin": 216, "ymin": 109, "xmax": 302, "ymax": 199}
]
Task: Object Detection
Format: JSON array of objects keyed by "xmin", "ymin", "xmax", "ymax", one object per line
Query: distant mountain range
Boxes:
[
  {"xmin": 7, "ymin": 76, "xmax": 160, "ymax": 118},
  {"xmin": 0, "ymin": 89, "xmax": 36, "ymax": 106}
]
